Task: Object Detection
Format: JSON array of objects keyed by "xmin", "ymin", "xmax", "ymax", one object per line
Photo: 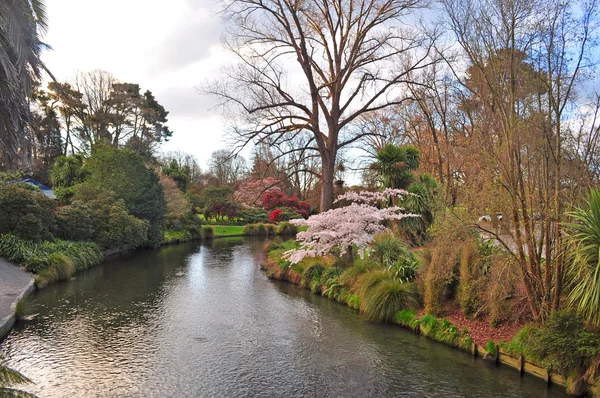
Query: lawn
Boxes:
[{"xmin": 209, "ymin": 225, "xmax": 246, "ymax": 237}]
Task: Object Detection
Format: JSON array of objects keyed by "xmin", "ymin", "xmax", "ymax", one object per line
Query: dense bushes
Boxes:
[
  {"xmin": 239, "ymin": 208, "xmax": 269, "ymax": 224},
  {"xmin": 55, "ymin": 202, "xmax": 95, "ymax": 241},
  {"xmin": 83, "ymin": 146, "xmax": 166, "ymax": 246},
  {"xmin": 66, "ymin": 186, "xmax": 148, "ymax": 250},
  {"xmin": 164, "ymin": 229, "xmax": 194, "ymax": 244},
  {"xmin": 505, "ymin": 311, "xmax": 600, "ymax": 394},
  {"xmin": 0, "ymin": 234, "xmax": 103, "ymax": 284},
  {"xmin": 0, "ymin": 185, "xmax": 56, "ymax": 242}
]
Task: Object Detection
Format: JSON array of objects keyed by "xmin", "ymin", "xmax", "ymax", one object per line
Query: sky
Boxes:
[{"xmin": 41, "ymin": 0, "xmax": 233, "ymax": 169}]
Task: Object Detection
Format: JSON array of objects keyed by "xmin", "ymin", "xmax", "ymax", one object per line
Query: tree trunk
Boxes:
[
  {"xmin": 347, "ymin": 245, "xmax": 354, "ymax": 265},
  {"xmin": 320, "ymin": 153, "xmax": 336, "ymax": 212}
]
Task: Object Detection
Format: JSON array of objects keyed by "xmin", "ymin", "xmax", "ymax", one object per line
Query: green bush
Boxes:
[
  {"xmin": 0, "ymin": 185, "xmax": 56, "ymax": 242},
  {"xmin": 82, "ymin": 146, "xmax": 166, "ymax": 246},
  {"xmin": 275, "ymin": 207, "xmax": 303, "ymax": 221},
  {"xmin": 73, "ymin": 186, "xmax": 148, "ymax": 250},
  {"xmin": 239, "ymin": 208, "xmax": 270, "ymax": 224},
  {"xmin": 277, "ymin": 222, "xmax": 298, "ymax": 235},
  {"xmin": 164, "ymin": 229, "xmax": 193, "ymax": 243},
  {"xmin": 55, "ymin": 202, "xmax": 95, "ymax": 241},
  {"xmin": 202, "ymin": 225, "xmax": 215, "ymax": 239},
  {"xmin": 484, "ymin": 340, "xmax": 498, "ymax": 356},
  {"xmin": 371, "ymin": 234, "xmax": 419, "ymax": 282},
  {"xmin": 98, "ymin": 205, "xmax": 148, "ymax": 250},
  {"xmin": 346, "ymin": 293, "xmax": 360, "ymax": 309}
]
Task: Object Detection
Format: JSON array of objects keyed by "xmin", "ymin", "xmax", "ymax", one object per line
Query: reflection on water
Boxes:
[{"xmin": 1, "ymin": 238, "xmax": 567, "ymax": 397}]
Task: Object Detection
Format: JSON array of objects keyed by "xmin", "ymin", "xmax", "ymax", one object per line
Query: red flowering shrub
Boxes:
[
  {"xmin": 262, "ymin": 190, "xmax": 310, "ymax": 218},
  {"xmin": 269, "ymin": 209, "xmax": 283, "ymax": 222}
]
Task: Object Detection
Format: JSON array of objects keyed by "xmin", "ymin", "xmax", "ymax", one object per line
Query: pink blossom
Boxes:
[{"xmin": 284, "ymin": 190, "xmax": 419, "ymax": 264}]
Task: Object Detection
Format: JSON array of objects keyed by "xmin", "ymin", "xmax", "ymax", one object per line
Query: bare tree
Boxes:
[
  {"xmin": 206, "ymin": 0, "xmax": 438, "ymax": 210},
  {"xmin": 442, "ymin": 0, "xmax": 598, "ymax": 319},
  {"xmin": 208, "ymin": 149, "xmax": 247, "ymax": 186}
]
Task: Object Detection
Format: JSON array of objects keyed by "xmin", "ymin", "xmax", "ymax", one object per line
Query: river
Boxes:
[{"xmin": 0, "ymin": 237, "xmax": 567, "ymax": 397}]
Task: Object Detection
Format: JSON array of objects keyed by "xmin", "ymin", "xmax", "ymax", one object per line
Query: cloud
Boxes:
[
  {"xmin": 152, "ymin": 8, "xmax": 222, "ymax": 72},
  {"xmin": 157, "ymin": 86, "xmax": 216, "ymax": 119}
]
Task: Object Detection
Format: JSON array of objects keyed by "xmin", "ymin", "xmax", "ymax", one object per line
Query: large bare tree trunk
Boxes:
[{"xmin": 320, "ymin": 151, "xmax": 336, "ymax": 212}]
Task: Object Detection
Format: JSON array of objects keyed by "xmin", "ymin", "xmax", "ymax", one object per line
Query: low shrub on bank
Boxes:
[
  {"xmin": 0, "ymin": 234, "xmax": 103, "ymax": 287},
  {"xmin": 164, "ymin": 229, "xmax": 194, "ymax": 244},
  {"xmin": 394, "ymin": 309, "xmax": 420, "ymax": 329},
  {"xmin": 504, "ymin": 311, "xmax": 600, "ymax": 395}
]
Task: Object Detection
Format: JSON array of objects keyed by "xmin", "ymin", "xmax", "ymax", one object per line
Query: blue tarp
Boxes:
[{"xmin": 17, "ymin": 179, "xmax": 57, "ymax": 199}]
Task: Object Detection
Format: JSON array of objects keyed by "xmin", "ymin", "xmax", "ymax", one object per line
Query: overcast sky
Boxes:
[{"xmin": 42, "ymin": 0, "xmax": 232, "ymax": 169}]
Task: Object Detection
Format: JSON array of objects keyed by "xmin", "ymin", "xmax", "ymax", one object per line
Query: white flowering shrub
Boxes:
[{"xmin": 284, "ymin": 189, "xmax": 418, "ymax": 264}]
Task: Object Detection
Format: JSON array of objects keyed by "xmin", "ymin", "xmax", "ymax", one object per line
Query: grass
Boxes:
[{"xmin": 209, "ymin": 225, "xmax": 247, "ymax": 237}]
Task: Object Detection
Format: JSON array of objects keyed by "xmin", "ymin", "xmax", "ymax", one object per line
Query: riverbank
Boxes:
[
  {"xmin": 261, "ymin": 243, "xmax": 597, "ymax": 397},
  {"xmin": 0, "ymin": 259, "xmax": 34, "ymax": 340}
]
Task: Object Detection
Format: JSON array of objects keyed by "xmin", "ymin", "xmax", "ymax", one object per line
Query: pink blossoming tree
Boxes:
[{"xmin": 284, "ymin": 189, "xmax": 418, "ymax": 264}]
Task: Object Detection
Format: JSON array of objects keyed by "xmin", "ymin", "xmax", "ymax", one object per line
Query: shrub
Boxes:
[
  {"xmin": 0, "ymin": 185, "xmax": 56, "ymax": 242},
  {"xmin": 73, "ymin": 186, "xmax": 148, "ymax": 250},
  {"xmin": 362, "ymin": 280, "xmax": 418, "ymax": 322},
  {"xmin": 202, "ymin": 225, "xmax": 215, "ymax": 239},
  {"xmin": 321, "ymin": 266, "xmax": 345, "ymax": 300},
  {"xmin": 55, "ymin": 202, "xmax": 95, "ymax": 241},
  {"xmin": 239, "ymin": 208, "xmax": 270, "ymax": 224},
  {"xmin": 269, "ymin": 209, "xmax": 282, "ymax": 223},
  {"xmin": 164, "ymin": 230, "xmax": 193, "ymax": 243},
  {"xmin": 277, "ymin": 222, "xmax": 298, "ymax": 235},
  {"xmin": 82, "ymin": 146, "xmax": 166, "ymax": 246},
  {"xmin": 346, "ymin": 293, "xmax": 360, "ymax": 309},
  {"xmin": 98, "ymin": 206, "xmax": 148, "ymax": 250}
]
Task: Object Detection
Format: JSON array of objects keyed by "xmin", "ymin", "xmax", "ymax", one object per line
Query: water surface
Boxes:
[{"xmin": 1, "ymin": 238, "xmax": 567, "ymax": 397}]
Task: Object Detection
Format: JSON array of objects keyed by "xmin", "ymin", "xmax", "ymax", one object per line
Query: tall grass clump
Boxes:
[
  {"xmin": 277, "ymin": 222, "xmax": 298, "ymax": 235},
  {"xmin": 265, "ymin": 223, "xmax": 277, "ymax": 236},
  {"xmin": 256, "ymin": 223, "xmax": 267, "ymax": 236},
  {"xmin": 202, "ymin": 225, "xmax": 215, "ymax": 239},
  {"xmin": 302, "ymin": 263, "xmax": 325, "ymax": 293},
  {"xmin": 457, "ymin": 239, "xmax": 481, "ymax": 317},
  {"xmin": 243, "ymin": 224, "xmax": 259, "ymax": 236},
  {"xmin": 0, "ymin": 235, "xmax": 103, "ymax": 287},
  {"xmin": 362, "ymin": 280, "xmax": 418, "ymax": 322}
]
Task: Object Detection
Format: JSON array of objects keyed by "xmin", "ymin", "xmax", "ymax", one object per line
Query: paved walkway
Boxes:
[{"xmin": 0, "ymin": 258, "xmax": 34, "ymax": 338}]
